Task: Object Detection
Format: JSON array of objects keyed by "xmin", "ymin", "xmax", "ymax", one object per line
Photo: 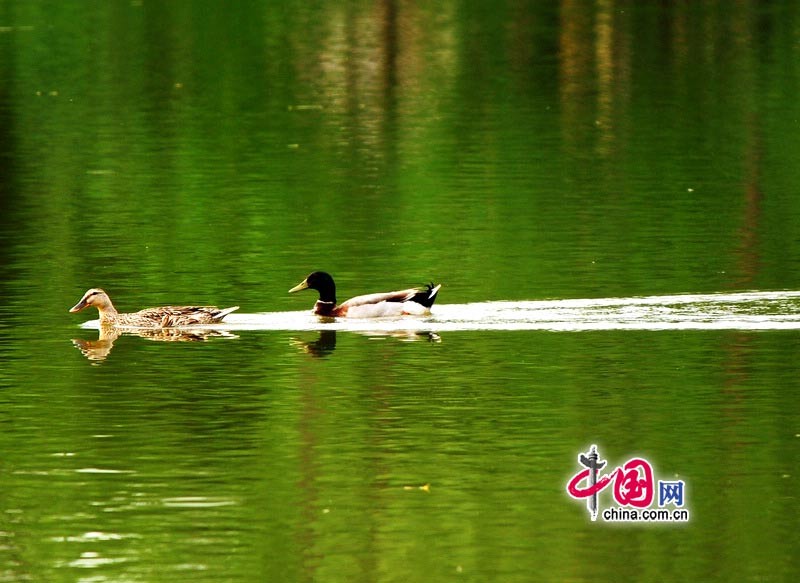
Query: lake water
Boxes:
[{"xmin": 2, "ymin": 1, "xmax": 800, "ymax": 582}]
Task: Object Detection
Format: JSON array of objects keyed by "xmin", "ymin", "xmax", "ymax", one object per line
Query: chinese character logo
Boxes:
[
  {"xmin": 566, "ymin": 445, "xmax": 689, "ymax": 523},
  {"xmin": 658, "ymin": 480, "xmax": 685, "ymax": 507}
]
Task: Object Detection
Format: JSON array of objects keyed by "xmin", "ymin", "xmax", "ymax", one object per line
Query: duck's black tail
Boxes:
[{"xmin": 411, "ymin": 283, "xmax": 441, "ymax": 308}]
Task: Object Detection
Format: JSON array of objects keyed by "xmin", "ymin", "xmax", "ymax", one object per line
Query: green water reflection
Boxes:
[
  {"xmin": 3, "ymin": 329, "xmax": 799, "ymax": 581},
  {"xmin": 1, "ymin": 1, "xmax": 799, "ymax": 581}
]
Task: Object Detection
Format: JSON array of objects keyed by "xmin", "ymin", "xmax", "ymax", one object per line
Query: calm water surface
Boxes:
[{"xmin": 2, "ymin": 1, "xmax": 800, "ymax": 582}]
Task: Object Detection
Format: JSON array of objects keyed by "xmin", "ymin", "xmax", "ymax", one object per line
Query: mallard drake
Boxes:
[
  {"xmin": 288, "ymin": 271, "xmax": 441, "ymax": 318},
  {"xmin": 69, "ymin": 288, "xmax": 239, "ymax": 328}
]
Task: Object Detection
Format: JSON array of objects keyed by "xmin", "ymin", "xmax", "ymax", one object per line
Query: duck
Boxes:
[
  {"xmin": 288, "ymin": 271, "xmax": 441, "ymax": 318},
  {"xmin": 69, "ymin": 288, "xmax": 239, "ymax": 328}
]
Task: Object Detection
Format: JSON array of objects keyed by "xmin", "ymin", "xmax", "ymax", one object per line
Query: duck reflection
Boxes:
[
  {"xmin": 72, "ymin": 324, "xmax": 238, "ymax": 362},
  {"xmin": 290, "ymin": 330, "xmax": 338, "ymax": 358},
  {"xmin": 290, "ymin": 330, "xmax": 441, "ymax": 358}
]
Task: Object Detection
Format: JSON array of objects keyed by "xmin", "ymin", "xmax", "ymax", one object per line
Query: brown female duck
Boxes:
[
  {"xmin": 69, "ymin": 288, "xmax": 238, "ymax": 328},
  {"xmin": 289, "ymin": 271, "xmax": 441, "ymax": 318}
]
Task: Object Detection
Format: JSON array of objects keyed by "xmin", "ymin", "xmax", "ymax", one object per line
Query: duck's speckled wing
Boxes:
[{"xmin": 130, "ymin": 305, "xmax": 239, "ymax": 327}]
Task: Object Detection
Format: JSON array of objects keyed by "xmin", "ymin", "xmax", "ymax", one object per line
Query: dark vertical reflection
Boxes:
[
  {"xmin": 558, "ymin": 0, "xmax": 595, "ymax": 159},
  {"xmin": 731, "ymin": 1, "xmax": 763, "ymax": 288},
  {"xmin": 0, "ymin": 6, "xmax": 19, "ymax": 309},
  {"xmin": 0, "ymin": 5, "xmax": 16, "ymax": 209},
  {"xmin": 380, "ymin": 0, "xmax": 398, "ymax": 168}
]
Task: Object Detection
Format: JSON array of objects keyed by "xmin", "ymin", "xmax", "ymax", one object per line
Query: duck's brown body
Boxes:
[{"xmin": 69, "ymin": 288, "xmax": 238, "ymax": 328}]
